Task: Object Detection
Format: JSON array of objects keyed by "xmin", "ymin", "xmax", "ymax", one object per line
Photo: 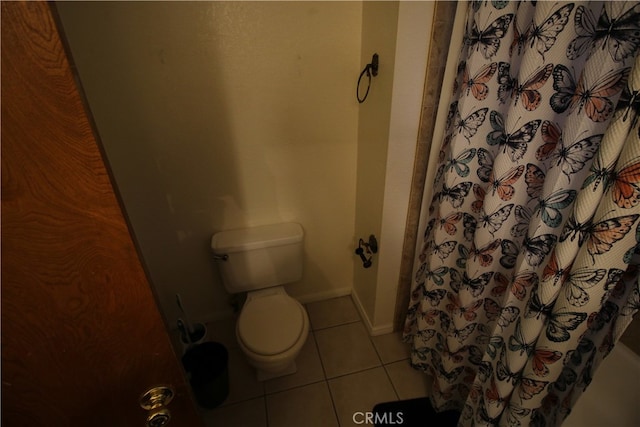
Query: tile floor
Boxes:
[{"xmin": 197, "ymin": 295, "xmax": 432, "ymax": 427}]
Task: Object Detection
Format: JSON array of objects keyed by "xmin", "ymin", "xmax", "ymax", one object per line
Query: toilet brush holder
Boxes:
[
  {"xmin": 180, "ymin": 322, "xmax": 208, "ymax": 353},
  {"xmin": 188, "ymin": 323, "xmax": 207, "ymax": 344}
]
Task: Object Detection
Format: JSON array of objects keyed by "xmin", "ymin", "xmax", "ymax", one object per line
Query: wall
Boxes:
[
  {"xmin": 352, "ymin": 1, "xmax": 434, "ymax": 334},
  {"xmin": 56, "ymin": 1, "xmax": 362, "ymax": 324},
  {"xmin": 374, "ymin": 1, "xmax": 434, "ymax": 332},
  {"xmin": 352, "ymin": 1, "xmax": 399, "ymax": 331},
  {"xmin": 394, "ymin": 1, "xmax": 462, "ymax": 330},
  {"xmin": 621, "ymin": 316, "xmax": 640, "ymax": 355}
]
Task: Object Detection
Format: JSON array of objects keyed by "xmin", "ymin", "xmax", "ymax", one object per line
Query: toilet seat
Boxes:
[{"xmin": 237, "ymin": 294, "xmax": 305, "ymax": 356}]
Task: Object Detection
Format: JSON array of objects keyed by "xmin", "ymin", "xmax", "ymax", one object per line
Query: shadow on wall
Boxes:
[
  {"xmin": 286, "ymin": 257, "xmax": 343, "ymax": 304},
  {"xmin": 55, "ymin": 1, "xmax": 244, "ymax": 324},
  {"xmin": 56, "ymin": 1, "xmax": 362, "ymax": 334}
]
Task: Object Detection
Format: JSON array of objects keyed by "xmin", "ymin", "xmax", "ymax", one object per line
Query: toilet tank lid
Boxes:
[{"xmin": 211, "ymin": 223, "xmax": 303, "ymax": 253}]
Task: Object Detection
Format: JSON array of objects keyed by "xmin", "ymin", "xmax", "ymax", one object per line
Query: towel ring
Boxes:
[{"xmin": 357, "ymin": 53, "xmax": 379, "ymax": 104}]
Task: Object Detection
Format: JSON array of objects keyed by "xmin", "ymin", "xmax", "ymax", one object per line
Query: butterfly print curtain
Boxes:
[{"xmin": 403, "ymin": 1, "xmax": 640, "ymax": 426}]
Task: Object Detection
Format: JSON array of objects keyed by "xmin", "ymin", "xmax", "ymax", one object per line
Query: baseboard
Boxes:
[
  {"xmin": 193, "ymin": 287, "xmax": 352, "ymax": 325},
  {"xmin": 194, "ymin": 287, "xmax": 389, "ymax": 335},
  {"xmin": 370, "ymin": 323, "xmax": 395, "ymax": 336},
  {"xmin": 293, "ymin": 286, "xmax": 352, "ymax": 305},
  {"xmin": 351, "ymin": 289, "xmax": 395, "ymax": 336}
]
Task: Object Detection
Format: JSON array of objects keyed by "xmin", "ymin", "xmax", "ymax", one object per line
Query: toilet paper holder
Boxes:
[{"xmin": 355, "ymin": 235, "xmax": 378, "ymax": 268}]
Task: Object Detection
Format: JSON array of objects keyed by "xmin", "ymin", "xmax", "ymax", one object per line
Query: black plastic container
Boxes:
[{"xmin": 181, "ymin": 342, "xmax": 229, "ymax": 409}]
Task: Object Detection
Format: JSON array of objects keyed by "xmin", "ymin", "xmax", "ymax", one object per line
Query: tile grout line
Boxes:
[
  {"xmin": 263, "ymin": 361, "xmax": 414, "ymax": 397},
  {"xmin": 366, "ymin": 329, "xmax": 401, "ymax": 402},
  {"xmin": 309, "ymin": 300, "xmax": 388, "ymax": 426},
  {"xmin": 310, "ymin": 326, "xmax": 341, "ymax": 426},
  {"xmin": 209, "ymin": 297, "xmax": 414, "ymax": 425},
  {"xmin": 219, "ymin": 331, "xmax": 400, "ymax": 403},
  {"xmin": 381, "ymin": 364, "xmax": 401, "ymax": 402},
  {"xmin": 310, "ymin": 330, "xmax": 329, "ymax": 381},
  {"xmin": 323, "ymin": 299, "xmax": 402, "ymax": 414},
  {"xmin": 325, "ymin": 379, "xmax": 342, "ymax": 427},
  {"xmin": 326, "ymin": 364, "xmax": 387, "ymax": 382},
  {"xmin": 200, "ymin": 298, "xmax": 359, "ymax": 425},
  {"xmin": 309, "ymin": 319, "xmax": 362, "ymax": 333},
  {"xmin": 263, "ymin": 394, "xmax": 270, "ymax": 427}
]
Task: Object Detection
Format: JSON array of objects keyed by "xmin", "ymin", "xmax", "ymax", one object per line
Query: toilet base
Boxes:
[{"xmin": 256, "ymin": 361, "xmax": 297, "ymax": 382}]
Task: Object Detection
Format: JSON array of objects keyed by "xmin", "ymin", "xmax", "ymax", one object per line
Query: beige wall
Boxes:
[
  {"xmin": 374, "ymin": 1, "xmax": 434, "ymax": 331},
  {"xmin": 352, "ymin": 1, "xmax": 399, "ymax": 328},
  {"xmin": 352, "ymin": 1, "xmax": 435, "ymax": 334},
  {"xmin": 57, "ymin": 1, "xmax": 362, "ymax": 324}
]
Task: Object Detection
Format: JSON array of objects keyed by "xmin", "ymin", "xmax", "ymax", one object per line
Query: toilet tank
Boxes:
[{"xmin": 211, "ymin": 223, "xmax": 304, "ymax": 293}]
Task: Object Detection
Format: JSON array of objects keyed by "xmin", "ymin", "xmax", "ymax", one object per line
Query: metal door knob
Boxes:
[
  {"xmin": 140, "ymin": 386, "xmax": 174, "ymax": 427},
  {"xmin": 147, "ymin": 408, "xmax": 171, "ymax": 427}
]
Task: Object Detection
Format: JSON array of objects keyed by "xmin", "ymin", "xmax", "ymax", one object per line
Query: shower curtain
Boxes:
[{"xmin": 404, "ymin": 1, "xmax": 640, "ymax": 426}]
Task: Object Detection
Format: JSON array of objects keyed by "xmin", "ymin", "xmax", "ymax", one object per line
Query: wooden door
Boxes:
[{"xmin": 1, "ymin": 2, "xmax": 204, "ymax": 426}]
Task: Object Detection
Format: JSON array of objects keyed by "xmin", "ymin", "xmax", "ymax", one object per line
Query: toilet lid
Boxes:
[{"xmin": 238, "ymin": 294, "xmax": 305, "ymax": 356}]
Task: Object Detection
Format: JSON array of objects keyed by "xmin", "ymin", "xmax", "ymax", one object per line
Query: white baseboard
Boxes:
[
  {"xmin": 193, "ymin": 287, "xmax": 353, "ymax": 326},
  {"xmin": 369, "ymin": 323, "xmax": 395, "ymax": 336},
  {"xmin": 189, "ymin": 287, "xmax": 396, "ymax": 337},
  {"xmin": 351, "ymin": 289, "xmax": 395, "ymax": 336},
  {"xmin": 293, "ymin": 286, "xmax": 352, "ymax": 305}
]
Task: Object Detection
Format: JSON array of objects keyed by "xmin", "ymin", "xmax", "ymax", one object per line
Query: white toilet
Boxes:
[{"xmin": 211, "ymin": 222, "xmax": 309, "ymax": 381}]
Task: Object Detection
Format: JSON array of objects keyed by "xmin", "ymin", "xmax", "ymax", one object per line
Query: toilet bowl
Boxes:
[
  {"xmin": 211, "ymin": 222, "xmax": 309, "ymax": 381},
  {"xmin": 236, "ymin": 287, "xmax": 309, "ymax": 380}
]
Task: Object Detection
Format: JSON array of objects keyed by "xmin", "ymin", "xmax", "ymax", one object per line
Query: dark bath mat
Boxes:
[{"xmin": 372, "ymin": 397, "xmax": 460, "ymax": 426}]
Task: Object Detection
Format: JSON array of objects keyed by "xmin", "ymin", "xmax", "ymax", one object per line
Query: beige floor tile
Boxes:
[
  {"xmin": 222, "ymin": 345, "xmax": 265, "ymax": 405},
  {"xmin": 328, "ymin": 367, "xmax": 398, "ymax": 427},
  {"xmin": 265, "ymin": 333, "xmax": 325, "ymax": 394},
  {"xmin": 315, "ymin": 322, "xmax": 381, "ymax": 378},
  {"xmin": 371, "ymin": 332, "xmax": 410, "ymax": 364},
  {"xmin": 266, "ymin": 382, "xmax": 339, "ymax": 427},
  {"xmin": 306, "ymin": 296, "xmax": 360, "ymax": 330},
  {"xmin": 202, "ymin": 397, "xmax": 267, "ymax": 427},
  {"xmin": 385, "ymin": 360, "xmax": 432, "ymax": 400}
]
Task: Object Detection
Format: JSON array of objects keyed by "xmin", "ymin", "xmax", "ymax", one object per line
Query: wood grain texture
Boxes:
[{"xmin": 1, "ymin": 2, "xmax": 203, "ymax": 426}]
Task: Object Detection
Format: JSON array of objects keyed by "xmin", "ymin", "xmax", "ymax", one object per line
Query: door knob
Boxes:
[{"xmin": 140, "ymin": 386, "xmax": 175, "ymax": 427}]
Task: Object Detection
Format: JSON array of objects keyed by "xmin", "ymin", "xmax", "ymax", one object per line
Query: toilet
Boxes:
[{"xmin": 211, "ymin": 222, "xmax": 309, "ymax": 381}]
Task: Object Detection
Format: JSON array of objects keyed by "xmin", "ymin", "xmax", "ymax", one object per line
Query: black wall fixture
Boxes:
[
  {"xmin": 356, "ymin": 53, "xmax": 379, "ymax": 103},
  {"xmin": 355, "ymin": 235, "xmax": 378, "ymax": 268}
]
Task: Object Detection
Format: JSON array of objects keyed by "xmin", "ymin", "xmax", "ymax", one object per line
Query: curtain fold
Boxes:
[{"xmin": 404, "ymin": 2, "xmax": 640, "ymax": 426}]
